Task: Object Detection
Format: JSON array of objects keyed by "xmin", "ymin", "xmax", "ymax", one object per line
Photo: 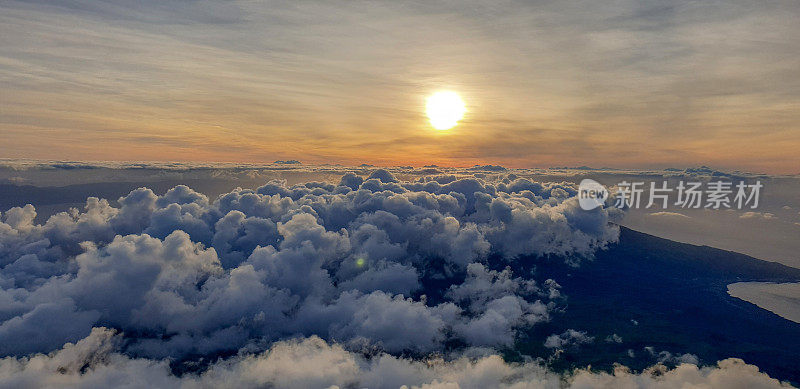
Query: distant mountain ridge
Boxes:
[{"xmin": 612, "ymin": 226, "xmax": 800, "ymax": 280}]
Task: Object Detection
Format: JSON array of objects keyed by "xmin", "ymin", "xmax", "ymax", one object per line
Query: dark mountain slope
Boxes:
[{"xmin": 514, "ymin": 226, "xmax": 800, "ymax": 385}]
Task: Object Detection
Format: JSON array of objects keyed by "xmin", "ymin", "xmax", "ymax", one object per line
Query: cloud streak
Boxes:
[{"xmin": 1, "ymin": 1, "xmax": 799, "ymax": 171}]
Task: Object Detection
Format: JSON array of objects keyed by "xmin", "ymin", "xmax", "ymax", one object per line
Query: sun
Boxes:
[{"xmin": 426, "ymin": 91, "xmax": 466, "ymax": 130}]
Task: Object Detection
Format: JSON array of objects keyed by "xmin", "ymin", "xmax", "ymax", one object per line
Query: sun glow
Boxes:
[{"xmin": 426, "ymin": 91, "xmax": 466, "ymax": 130}]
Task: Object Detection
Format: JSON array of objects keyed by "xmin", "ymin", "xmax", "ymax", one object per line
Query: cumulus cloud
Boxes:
[
  {"xmin": 740, "ymin": 212, "xmax": 777, "ymax": 220},
  {"xmin": 544, "ymin": 329, "xmax": 595, "ymax": 350},
  {"xmin": 0, "ymin": 328, "xmax": 790, "ymax": 389},
  {"xmin": 644, "ymin": 347, "xmax": 700, "ymax": 365},
  {"xmin": 604, "ymin": 334, "xmax": 623, "ymax": 343},
  {"xmin": 0, "ymin": 172, "xmax": 619, "ymax": 360},
  {"xmin": 0, "ymin": 171, "xmax": 795, "ymax": 387}
]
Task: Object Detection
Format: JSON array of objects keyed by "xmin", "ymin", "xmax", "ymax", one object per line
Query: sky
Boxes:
[{"xmin": 1, "ymin": 0, "xmax": 800, "ymax": 173}]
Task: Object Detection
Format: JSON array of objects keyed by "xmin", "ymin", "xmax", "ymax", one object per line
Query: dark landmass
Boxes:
[{"xmin": 512, "ymin": 226, "xmax": 800, "ymax": 385}]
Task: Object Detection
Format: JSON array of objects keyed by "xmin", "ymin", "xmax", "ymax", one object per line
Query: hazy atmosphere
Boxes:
[
  {"xmin": 2, "ymin": 0, "xmax": 800, "ymax": 172},
  {"xmin": 1, "ymin": 1, "xmax": 799, "ymax": 388}
]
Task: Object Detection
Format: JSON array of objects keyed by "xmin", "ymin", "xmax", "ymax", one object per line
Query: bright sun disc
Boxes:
[{"xmin": 426, "ymin": 91, "xmax": 465, "ymax": 130}]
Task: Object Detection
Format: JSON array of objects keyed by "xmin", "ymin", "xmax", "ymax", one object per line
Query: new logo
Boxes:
[{"xmin": 578, "ymin": 179, "xmax": 608, "ymax": 210}]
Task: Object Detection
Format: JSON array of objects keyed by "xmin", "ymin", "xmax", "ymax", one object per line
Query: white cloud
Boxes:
[
  {"xmin": 605, "ymin": 334, "xmax": 623, "ymax": 343},
  {"xmin": 0, "ymin": 173, "xmax": 619, "ymax": 358},
  {"xmin": 544, "ymin": 329, "xmax": 595, "ymax": 350},
  {"xmin": 0, "ymin": 171, "xmax": 794, "ymax": 387},
  {"xmin": 740, "ymin": 212, "xmax": 777, "ymax": 220},
  {"xmin": 0, "ymin": 329, "xmax": 790, "ymax": 389},
  {"xmin": 647, "ymin": 211, "xmax": 691, "ymax": 219}
]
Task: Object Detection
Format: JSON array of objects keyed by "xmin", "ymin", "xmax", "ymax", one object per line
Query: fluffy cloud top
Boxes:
[
  {"xmin": 0, "ymin": 328, "xmax": 790, "ymax": 389},
  {"xmin": 0, "ymin": 172, "xmax": 619, "ymax": 359},
  {"xmin": 0, "ymin": 171, "xmax": 793, "ymax": 387}
]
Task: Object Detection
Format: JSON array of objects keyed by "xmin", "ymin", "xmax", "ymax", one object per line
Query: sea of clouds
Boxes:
[{"xmin": 0, "ymin": 169, "xmax": 791, "ymax": 388}]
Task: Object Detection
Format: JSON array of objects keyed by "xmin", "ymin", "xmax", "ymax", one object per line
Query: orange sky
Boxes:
[{"xmin": 1, "ymin": 1, "xmax": 799, "ymax": 174}]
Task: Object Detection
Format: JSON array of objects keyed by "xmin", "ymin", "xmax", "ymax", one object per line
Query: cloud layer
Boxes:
[
  {"xmin": 0, "ymin": 171, "xmax": 619, "ymax": 359},
  {"xmin": 0, "ymin": 171, "xmax": 794, "ymax": 387},
  {"xmin": 0, "ymin": 327, "xmax": 790, "ymax": 389}
]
